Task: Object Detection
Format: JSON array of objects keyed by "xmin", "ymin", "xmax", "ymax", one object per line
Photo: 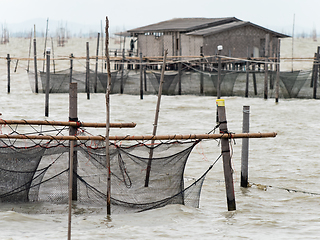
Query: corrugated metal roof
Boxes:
[
  {"xmin": 186, "ymin": 21, "xmax": 290, "ymax": 38},
  {"xmin": 127, "ymin": 17, "xmax": 240, "ymax": 33}
]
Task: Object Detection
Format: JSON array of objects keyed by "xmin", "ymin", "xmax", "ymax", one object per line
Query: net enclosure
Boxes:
[
  {"xmin": 0, "ymin": 123, "xmax": 211, "ymax": 214},
  {"xmin": 28, "ymin": 65, "xmax": 319, "ymax": 99}
]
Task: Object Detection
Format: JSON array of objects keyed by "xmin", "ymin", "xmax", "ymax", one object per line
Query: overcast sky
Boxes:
[{"xmin": 0, "ymin": 0, "xmax": 319, "ymax": 35}]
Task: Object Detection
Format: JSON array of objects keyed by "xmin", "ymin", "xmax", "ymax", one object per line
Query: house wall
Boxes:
[
  {"xmin": 202, "ymin": 25, "xmax": 279, "ymax": 58},
  {"xmin": 181, "ymin": 35, "xmax": 203, "ymax": 56},
  {"xmin": 137, "ymin": 35, "xmax": 163, "ymax": 56}
]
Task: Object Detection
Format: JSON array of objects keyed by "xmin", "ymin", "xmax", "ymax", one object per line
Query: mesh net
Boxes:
[
  {"xmin": 0, "ymin": 124, "xmax": 209, "ymax": 214},
  {"xmin": 29, "ymin": 66, "xmax": 318, "ymax": 98}
]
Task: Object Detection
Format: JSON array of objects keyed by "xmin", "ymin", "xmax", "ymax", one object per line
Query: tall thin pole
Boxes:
[
  {"xmin": 139, "ymin": 52, "xmax": 143, "ymax": 99},
  {"xmin": 45, "ymin": 48, "xmax": 50, "ymax": 117},
  {"xmin": 245, "ymin": 47, "xmax": 249, "ymax": 98},
  {"xmin": 144, "ymin": 49, "xmax": 168, "ymax": 187},
  {"xmin": 94, "ymin": 32, "xmax": 100, "ymax": 93},
  {"xmin": 43, "ymin": 18, "xmax": 49, "ymax": 72},
  {"xmin": 69, "ymin": 53, "xmax": 73, "ymax": 83},
  {"xmin": 217, "ymin": 51, "xmax": 222, "ymax": 99},
  {"xmin": 105, "ymin": 16, "xmax": 112, "ymax": 215},
  {"xmin": 178, "ymin": 61, "xmax": 182, "ymax": 95},
  {"xmin": 86, "ymin": 42, "xmax": 90, "ymax": 99},
  {"xmin": 33, "ymin": 25, "xmax": 38, "ymax": 93},
  {"xmin": 275, "ymin": 39, "xmax": 280, "ymax": 103},
  {"xmin": 7, "ymin": 54, "xmax": 10, "ymax": 94},
  {"xmin": 264, "ymin": 34, "xmax": 269, "ymax": 100}
]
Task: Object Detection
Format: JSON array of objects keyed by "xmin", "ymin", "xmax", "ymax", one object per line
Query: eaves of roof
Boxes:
[
  {"xmin": 126, "ymin": 17, "xmax": 240, "ymax": 33},
  {"xmin": 186, "ymin": 21, "xmax": 290, "ymax": 38}
]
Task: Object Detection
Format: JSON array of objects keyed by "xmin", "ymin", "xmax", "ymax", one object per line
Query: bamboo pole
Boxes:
[
  {"xmin": 264, "ymin": 34, "xmax": 269, "ymax": 100},
  {"xmin": 0, "ymin": 132, "xmax": 277, "ymax": 141},
  {"xmin": 120, "ymin": 48, "xmax": 125, "ymax": 94},
  {"xmin": 275, "ymin": 39, "xmax": 280, "ymax": 103},
  {"xmin": 178, "ymin": 61, "xmax": 182, "ymax": 95},
  {"xmin": 140, "ymin": 52, "xmax": 143, "ymax": 99},
  {"xmin": 0, "ymin": 119, "xmax": 136, "ymax": 128},
  {"xmin": 33, "ymin": 25, "xmax": 38, "ymax": 93},
  {"xmin": 7, "ymin": 54, "xmax": 10, "ymax": 94},
  {"xmin": 105, "ymin": 16, "xmax": 112, "ymax": 215},
  {"xmin": 217, "ymin": 51, "xmax": 222, "ymax": 99},
  {"xmin": 45, "ymin": 49, "xmax": 50, "ymax": 117},
  {"xmin": 86, "ymin": 42, "xmax": 90, "ymax": 100},
  {"xmin": 69, "ymin": 53, "xmax": 73, "ymax": 83},
  {"xmin": 144, "ymin": 49, "xmax": 168, "ymax": 187},
  {"xmin": 245, "ymin": 48, "xmax": 249, "ymax": 98}
]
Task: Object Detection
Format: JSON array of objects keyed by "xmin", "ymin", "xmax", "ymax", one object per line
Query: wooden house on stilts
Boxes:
[{"xmin": 126, "ymin": 17, "xmax": 289, "ymax": 59}]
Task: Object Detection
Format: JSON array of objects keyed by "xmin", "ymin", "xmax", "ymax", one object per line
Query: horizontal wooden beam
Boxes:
[
  {"xmin": 0, "ymin": 119, "xmax": 136, "ymax": 128},
  {"xmin": 0, "ymin": 132, "xmax": 277, "ymax": 141}
]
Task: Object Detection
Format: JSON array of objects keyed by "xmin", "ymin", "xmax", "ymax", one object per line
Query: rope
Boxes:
[{"xmin": 250, "ymin": 182, "xmax": 320, "ymax": 196}]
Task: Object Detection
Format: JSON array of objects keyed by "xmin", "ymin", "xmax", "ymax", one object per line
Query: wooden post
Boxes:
[
  {"xmin": 264, "ymin": 34, "xmax": 269, "ymax": 99},
  {"xmin": 313, "ymin": 47, "xmax": 320, "ymax": 99},
  {"xmin": 200, "ymin": 62, "xmax": 204, "ymax": 95},
  {"xmin": 67, "ymin": 137, "xmax": 74, "ymax": 240},
  {"xmin": 178, "ymin": 61, "xmax": 182, "ymax": 95},
  {"xmin": 33, "ymin": 25, "xmax": 39, "ymax": 94},
  {"xmin": 69, "ymin": 83, "xmax": 78, "ymax": 201},
  {"xmin": 216, "ymin": 99, "xmax": 236, "ymax": 211},
  {"xmin": 45, "ymin": 48, "xmax": 50, "ymax": 117},
  {"xmin": 86, "ymin": 42, "xmax": 90, "ymax": 99},
  {"xmin": 252, "ymin": 63, "xmax": 257, "ymax": 95},
  {"xmin": 6, "ymin": 54, "xmax": 10, "ymax": 94},
  {"xmin": 69, "ymin": 53, "xmax": 73, "ymax": 83},
  {"xmin": 245, "ymin": 56, "xmax": 249, "ymax": 98},
  {"xmin": 145, "ymin": 50, "xmax": 168, "ymax": 187},
  {"xmin": 140, "ymin": 52, "xmax": 143, "ymax": 99},
  {"xmin": 94, "ymin": 32, "xmax": 100, "ymax": 93},
  {"xmin": 275, "ymin": 39, "xmax": 280, "ymax": 103},
  {"xmin": 144, "ymin": 66, "xmax": 147, "ymax": 91},
  {"xmin": 241, "ymin": 106, "xmax": 250, "ymax": 188},
  {"xmin": 105, "ymin": 16, "xmax": 112, "ymax": 215},
  {"xmin": 120, "ymin": 48, "xmax": 125, "ymax": 94},
  {"xmin": 311, "ymin": 53, "xmax": 317, "ymax": 88}
]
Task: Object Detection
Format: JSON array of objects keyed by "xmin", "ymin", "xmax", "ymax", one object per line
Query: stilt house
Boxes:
[{"xmin": 126, "ymin": 17, "xmax": 289, "ymax": 58}]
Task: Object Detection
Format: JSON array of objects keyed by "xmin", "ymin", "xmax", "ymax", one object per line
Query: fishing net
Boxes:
[
  {"xmin": 0, "ymin": 124, "xmax": 209, "ymax": 214},
  {"xmin": 29, "ymin": 66, "xmax": 317, "ymax": 98}
]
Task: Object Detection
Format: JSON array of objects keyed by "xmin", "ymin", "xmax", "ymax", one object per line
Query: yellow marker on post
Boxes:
[{"xmin": 216, "ymin": 99, "xmax": 225, "ymax": 107}]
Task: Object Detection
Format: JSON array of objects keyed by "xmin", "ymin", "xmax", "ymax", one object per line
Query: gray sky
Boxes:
[{"xmin": 0, "ymin": 0, "xmax": 319, "ymax": 35}]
